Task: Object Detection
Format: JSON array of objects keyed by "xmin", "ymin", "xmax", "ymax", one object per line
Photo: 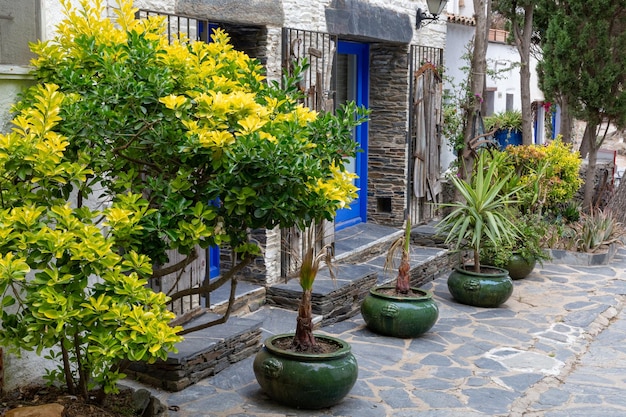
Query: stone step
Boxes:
[
  {"xmin": 131, "ymin": 222, "xmax": 459, "ymax": 392},
  {"xmin": 126, "ymin": 313, "xmax": 262, "ymax": 392},
  {"xmin": 266, "ymin": 244, "xmax": 455, "ymax": 326},
  {"xmin": 205, "ymin": 280, "xmax": 267, "ymax": 317},
  {"xmin": 266, "ymin": 263, "xmax": 378, "ymax": 327}
]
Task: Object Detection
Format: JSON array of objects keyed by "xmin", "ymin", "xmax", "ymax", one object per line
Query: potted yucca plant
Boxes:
[
  {"xmin": 437, "ymin": 151, "xmax": 522, "ymax": 307},
  {"xmin": 253, "ymin": 227, "xmax": 359, "ymax": 409},
  {"xmin": 252, "ymin": 100, "xmax": 368, "ymax": 409}
]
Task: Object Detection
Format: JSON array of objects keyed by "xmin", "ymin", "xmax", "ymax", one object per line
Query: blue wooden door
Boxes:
[
  {"xmin": 208, "ymin": 245, "xmax": 220, "ymax": 279},
  {"xmin": 334, "ymin": 41, "xmax": 369, "ymax": 230}
]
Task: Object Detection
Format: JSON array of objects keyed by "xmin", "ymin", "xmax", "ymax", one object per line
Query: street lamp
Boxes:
[{"xmin": 416, "ymin": 0, "xmax": 448, "ymax": 29}]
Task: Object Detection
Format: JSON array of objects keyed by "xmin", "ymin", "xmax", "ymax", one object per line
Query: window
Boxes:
[
  {"xmin": 0, "ymin": 0, "xmax": 40, "ymax": 65},
  {"xmin": 484, "ymin": 89, "xmax": 495, "ymax": 116},
  {"xmin": 506, "ymin": 93, "xmax": 514, "ymax": 112}
]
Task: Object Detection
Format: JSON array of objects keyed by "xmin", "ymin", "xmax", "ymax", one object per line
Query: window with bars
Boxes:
[
  {"xmin": 135, "ymin": 9, "xmax": 210, "ymax": 43},
  {"xmin": 0, "ymin": 0, "xmax": 39, "ymax": 65},
  {"xmin": 281, "ymin": 28, "xmax": 338, "ymax": 112}
]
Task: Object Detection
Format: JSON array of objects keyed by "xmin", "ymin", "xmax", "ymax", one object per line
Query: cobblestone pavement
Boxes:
[{"xmin": 126, "ymin": 247, "xmax": 626, "ymax": 417}]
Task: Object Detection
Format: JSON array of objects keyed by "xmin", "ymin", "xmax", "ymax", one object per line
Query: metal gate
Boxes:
[
  {"xmin": 408, "ymin": 45, "xmax": 444, "ymax": 225},
  {"xmin": 135, "ymin": 9, "xmax": 209, "ymax": 43},
  {"xmin": 136, "ymin": 9, "xmax": 210, "ymax": 317},
  {"xmin": 281, "ymin": 28, "xmax": 338, "ymax": 112},
  {"xmin": 280, "ymin": 28, "xmax": 338, "ymax": 279}
]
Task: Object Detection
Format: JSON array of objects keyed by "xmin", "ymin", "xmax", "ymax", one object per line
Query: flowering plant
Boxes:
[
  {"xmin": 1, "ymin": 0, "xmax": 367, "ymax": 397},
  {"xmin": 503, "ymin": 137, "xmax": 583, "ymax": 212}
]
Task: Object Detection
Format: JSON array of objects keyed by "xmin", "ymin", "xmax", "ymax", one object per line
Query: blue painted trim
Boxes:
[
  {"xmin": 208, "ymin": 245, "xmax": 220, "ymax": 279},
  {"xmin": 335, "ymin": 41, "xmax": 369, "ymax": 231}
]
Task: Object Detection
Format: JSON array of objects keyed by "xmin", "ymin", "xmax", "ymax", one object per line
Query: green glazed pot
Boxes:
[
  {"xmin": 360, "ymin": 286, "xmax": 439, "ymax": 338},
  {"xmin": 253, "ymin": 334, "xmax": 358, "ymax": 409},
  {"xmin": 505, "ymin": 253, "xmax": 537, "ymax": 280},
  {"xmin": 447, "ymin": 265, "xmax": 513, "ymax": 307}
]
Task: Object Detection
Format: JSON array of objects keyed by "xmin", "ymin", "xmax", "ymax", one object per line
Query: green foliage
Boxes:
[
  {"xmin": 539, "ymin": 0, "xmax": 626, "ymax": 130},
  {"xmin": 547, "ymin": 209, "xmax": 624, "ymax": 253},
  {"xmin": 553, "ymin": 201, "xmax": 582, "ymax": 223},
  {"xmin": 442, "ymin": 82, "xmax": 467, "ymax": 156},
  {"xmin": 442, "ymin": 45, "xmax": 519, "ymax": 165},
  {"xmin": 575, "ymin": 210, "xmax": 623, "ymax": 252},
  {"xmin": 23, "ymin": 0, "xmax": 367, "ymax": 265},
  {"xmin": 484, "ymin": 110, "xmax": 522, "ymax": 133},
  {"xmin": 438, "ymin": 151, "xmax": 523, "ymax": 271},
  {"xmin": 1, "ymin": 0, "xmax": 367, "ymax": 397},
  {"xmin": 501, "ymin": 138, "xmax": 583, "ymax": 212},
  {"xmin": 481, "ymin": 213, "xmax": 552, "ymax": 267},
  {"xmin": 442, "ymin": 45, "xmax": 482, "ymax": 158},
  {"xmin": 0, "ymin": 84, "xmax": 183, "ymax": 397}
]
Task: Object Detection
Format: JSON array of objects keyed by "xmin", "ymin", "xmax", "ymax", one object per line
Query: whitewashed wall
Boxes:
[{"xmin": 443, "ymin": 0, "xmax": 546, "ymax": 171}]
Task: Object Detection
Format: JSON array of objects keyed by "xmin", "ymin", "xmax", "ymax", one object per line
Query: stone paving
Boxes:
[{"xmin": 125, "ymin": 246, "xmax": 626, "ymax": 416}]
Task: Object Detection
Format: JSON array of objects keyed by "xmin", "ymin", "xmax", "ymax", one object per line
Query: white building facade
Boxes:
[{"xmin": 442, "ymin": 0, "xmax": 549, "ymax": 172}]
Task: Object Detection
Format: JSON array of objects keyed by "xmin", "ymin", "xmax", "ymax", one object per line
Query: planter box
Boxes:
[
  {"xmin": 547, "ymin": 243, "xmax": 617, "ymax": 266},
  {"xmin": 494, "ymin": 129, "xmax": 522, "ymax": 149}
]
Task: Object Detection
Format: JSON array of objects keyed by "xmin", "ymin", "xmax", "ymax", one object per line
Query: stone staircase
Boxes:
[{"xmin": 127, "ymin": 222, "xmax": 459, "ymax": 391}]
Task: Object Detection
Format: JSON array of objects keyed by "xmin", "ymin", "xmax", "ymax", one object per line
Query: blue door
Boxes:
[
  {"xmin": 208, "ymin": 245, "xmax": 220, "ymax": 279},
  {"xmin": 334, "ymin": 41, "xmax": 369, "ymax": 231}
]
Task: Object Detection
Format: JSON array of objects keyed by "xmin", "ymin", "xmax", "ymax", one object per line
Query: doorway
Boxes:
[{"xmin": 334, "ymin": 41, "xmax": 369, "ymax": 231}]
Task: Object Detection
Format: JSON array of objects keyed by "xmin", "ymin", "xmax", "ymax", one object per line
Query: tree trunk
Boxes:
[
  {"xmin": 293, "ymin": 288, "xmax": 317, "ymax": 352},
  {"xmin": 606, "ymin": 174, "xmax": 626, "ymax": 224},
  {"xmin": 473, "ymin": 250, "xmax": 481, "ymax": 273},
  {"xmin": 394, "ymin": 251, "xmax": 411, "ymax": 294},
  {"xmin": 513, "ymin": 3, "xmax": 535, "ymax": 145},
  {"xmin": 558, "ymin": 95, "xmax": 573, "ymax": 143},
  {"xmin": 579, "ymin": 123, "xmax": 590, "ymax": 159},
  {"xmin": 462, "ymin": 0, "xmax": 490, "ymax": 179},
  {"xmin": 582, "ymin": 121, "xmax": 599, "ymax": 211}
]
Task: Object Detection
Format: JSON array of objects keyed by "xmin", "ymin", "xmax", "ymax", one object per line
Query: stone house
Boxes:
[
  {"xmin": 0, "ymin": 0, "xmax": 449, "ymax": 388},
  {"xmin": 128, "ymin": 0, "xmax": 450, "ymax": 289}
]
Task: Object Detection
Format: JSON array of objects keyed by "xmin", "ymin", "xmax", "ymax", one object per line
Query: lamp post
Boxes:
[{"xmin": 416, "ymin": 0, "xmax": 449, "ymax": 29}]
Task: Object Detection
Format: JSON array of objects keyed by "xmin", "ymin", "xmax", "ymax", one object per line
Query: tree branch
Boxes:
[
  {"xmin": 177, "ymin": 276, "xmax": 238, "ymax": 335},
  {"xmin": 168, "ymin": 252, "xmax": 255, "ymax": 304},
  {"xmin": 152, "ymin": 248, "xmax": 198, "ymax": 279}
]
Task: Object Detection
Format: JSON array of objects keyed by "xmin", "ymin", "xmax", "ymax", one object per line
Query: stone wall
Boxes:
[
  {"xmin": 367, "ymin": 43, "xmax": 410, "ymax": 227},
  {"xmin": 577, "ymin": 160, "xmax": 615, "ymax": 209},
  {"xmin": 127, "ymin": 316, "xmax": 262, "ymax": 391}
]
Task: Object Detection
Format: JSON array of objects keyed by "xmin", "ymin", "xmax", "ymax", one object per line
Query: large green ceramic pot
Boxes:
[
  {"xmin": 505, "ymin": 253, "xmax": 537, "ymax": 280},
  {"xmin": 360, "ymin": 286, "xmax": 439, "ymax": 338},
  {"xmin": 253, "ymin": 334, "xmax": 358, "ymax": 409},
  {"xmin": 447, "ymin": 265, "xmax": 513, "ymax": 307}
]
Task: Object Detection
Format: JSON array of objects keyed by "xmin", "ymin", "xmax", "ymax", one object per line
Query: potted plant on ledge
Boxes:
[
  {"xmin": 360, "ymin": 220, "xmax": 439, "ymax": 338},
  {"xmin": 484, "ymin": 110, "xmax": 523, "ymax": 149},
  {"xmin": 438, "ymin": 151, "xmax": 522, "ymax": 307}
]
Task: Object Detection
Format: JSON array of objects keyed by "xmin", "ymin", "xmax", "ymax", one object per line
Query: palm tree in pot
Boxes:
[
  {"xmin": 438, "ymin": 150, "xmax": 522, "ymax": 307},
  {"xmin": 252, "ymin": 100, "xmax": 368, "ymax": 409},
  {"xmin": 360, "ymin": 220, "xmax": 439, "ymax": 338},
  {"xmin": 254, "ymin": 226, "xmax": 359, "ymax": 409}
]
